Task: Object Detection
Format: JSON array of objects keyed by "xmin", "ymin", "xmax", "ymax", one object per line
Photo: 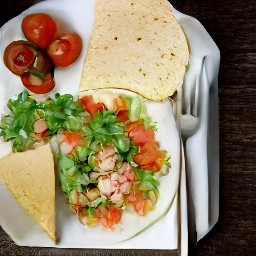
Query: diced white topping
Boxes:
[{"xmin": 60, "ymin": 141, "xmax": 73, "ymax": 155}]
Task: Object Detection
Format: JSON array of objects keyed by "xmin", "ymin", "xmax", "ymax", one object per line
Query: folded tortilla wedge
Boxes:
[
  {"xmin": 80, "ymin": 0, "xmax": 189, "ymax": 101},
  {"xmin": 0, "ymin": 144, "xmax": 56, "ymax": 242}
]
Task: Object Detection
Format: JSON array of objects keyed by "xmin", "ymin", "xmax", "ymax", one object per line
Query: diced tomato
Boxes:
[
  {"xmin": 126, "ymin": 121, "xmax": 165, "ymax": 172},
  {"xmin": 126, "ymin": 192, "xmax": 152, "ymax": 215},
  {"xmin": 134, "ymin": 143, "xmax": 165, "ymax": 172},
  {"xmin": 79, "ymin": 95, "xmax": 104, "ymax": 115},
  {"xmin": 126, "ymin": 191, "xmax": 144, "ymax": 204},
  {"xmin": 98, "ymin": 206, "xmax": 122, "ymax": 229},
  {"xmin": 126, "ymin": 121, "xmax": 155, "ymax": 146},
  {"xmin": 64, "ymin": 131, "xmax": 83, "ymax": 148},
  {"xmin": 117, "ymin": 110, "xmax": 129, "ymax": 123}
]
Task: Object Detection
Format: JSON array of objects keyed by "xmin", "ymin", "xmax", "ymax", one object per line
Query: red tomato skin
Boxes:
[
  {"xmin": 21, "ymin": 72, "xmax": 55, "ymax": 94},
  {"xmin": 116, "ymin": 110, "xmax": 129, "ymax": 123},
  {"xmin": 22, "ymin": 13, "xmax": 57, "ymax": 49},
  {"xmin": 3, "ymin": 40, "xmax": 53, "ymax": 76},
  {"xmin": 4, "ymin": 41, "xmax": 37, "ymax": 76},
  {"xmin": 47, "ymin": 33, "xmax": 82, "ymax": 67}
]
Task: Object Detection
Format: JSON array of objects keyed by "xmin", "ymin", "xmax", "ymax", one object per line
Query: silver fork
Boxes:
[{"xmin": 179, "ymin": 57, "xmax": 206, "ymax": 252}]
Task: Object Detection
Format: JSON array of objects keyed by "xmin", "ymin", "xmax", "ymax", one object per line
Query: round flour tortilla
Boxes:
[{"xmin": 79, "ymin": 0, "xmax": 189, "ymax": 101}]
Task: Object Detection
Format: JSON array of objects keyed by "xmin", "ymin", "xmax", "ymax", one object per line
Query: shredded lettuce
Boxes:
[
  {"xmin": 133, "ymin": 167, "xmax": 160, "ymax": 192},
  {"xmin": 58, "ymin": 152, "xmax": 97, "ymax": 196},
  {"xmin": 85, "ymin": 110, "xmax": 130, "ymax": 153},
  {"xmin": 123, "ymin": 95, "xmax": 155, "ymax": 129},
  {"xmin": 0, "ymin": 91, "xmax": 84, "ymax": 152}
]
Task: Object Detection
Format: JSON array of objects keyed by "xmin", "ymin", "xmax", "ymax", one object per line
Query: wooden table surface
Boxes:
[{"xmin": 0, "ymin": 0, "xmax": 255, "ymax": 255}]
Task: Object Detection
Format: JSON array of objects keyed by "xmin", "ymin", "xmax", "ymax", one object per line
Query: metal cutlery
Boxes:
[{"xmin": 179, "ymin": 57, "xmax": 206, "ymax": 253}]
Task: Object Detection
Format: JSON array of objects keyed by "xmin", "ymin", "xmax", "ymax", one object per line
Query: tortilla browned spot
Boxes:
[{"xmin": 80, "ymin": 0, "xmax": 189, "ymax": 101}]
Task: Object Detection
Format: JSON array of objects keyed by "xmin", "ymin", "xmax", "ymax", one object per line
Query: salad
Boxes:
[{"xmin": 0, "ymin": 90, "xmax": 171, "ymax": 230}]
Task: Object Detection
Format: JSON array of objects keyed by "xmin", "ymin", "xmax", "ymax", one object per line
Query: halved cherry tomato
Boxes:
[
  {"xmin": 3, "ymin": 40, "xmax": 53, "ymax": 76},
  {"xmin": 64, "ymin": 131, "xmax": 83, "ymax": 148},
  {"xmin": 22, "ymin": 13, "xmax": 57, "ymax": 49},
  {"xmin": 21, "ymin": 71, "xmax": 55, "ymax": 94},
  {"xmin": 79, "ymin": 95, "xmax": 104, "ymax": 115},
  {"xmin": 46, "ymin": 33, "xmax": 82, "ymax": 67},
  {"xmin": 98, "ymin": 206, "xmax": 122, "ymax": 229}
]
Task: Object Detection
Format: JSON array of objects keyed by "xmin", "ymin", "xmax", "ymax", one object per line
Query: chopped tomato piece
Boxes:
[
  {"xmin": 126, "ymin": 191, "xmax": 144, "ymax": 204},
  {"xmin": 98, "ymin": 206, "xmax": 122, "ymax": 229},
  {"xmin": 126, "ymin": 121, "xmax": 155, "ymax": 146},
  {"xmin": 126, "ymin": 191, "xmax": 152, "ymax": 215},
  {"xmin": 64, "ymin": 131, "xmax": 83, "ymax": 148},
  {"xmin": 79, "ymin": 95, "xmax": 104, "ymax": 115},
  {"xmin": 117, "ymin": 110, "xmax": 129, "ymax": 123},
  {"xmin": 134, "ymin": 143, "xmax": 165, "ymax": 172}
]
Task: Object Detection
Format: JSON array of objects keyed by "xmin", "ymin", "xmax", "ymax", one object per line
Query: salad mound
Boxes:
[{"xmin": 0, "ymin": 90, "xmax": 171, "ymax": 230}]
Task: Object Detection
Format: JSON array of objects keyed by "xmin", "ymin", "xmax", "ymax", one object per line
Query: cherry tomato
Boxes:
[
  {"xmin": 3, "ymin": 40, "xmax": 53, "ymax": 76},
  {"xmin": 22, "ymin": 13, "xmax": 57, "ymax": 49},
  {"xmin": 21, "ymin": 71, "xmax": 55, "ymax": 94},
  {"xmin": 47, "ymin": 33, "xmax": 82, "ymax": 67},
  {"xmin": 4, "ymin": 40, "xmax": 37, "ymax": 76}
]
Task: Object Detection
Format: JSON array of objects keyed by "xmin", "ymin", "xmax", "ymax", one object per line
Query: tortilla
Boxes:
[
  {"xmin": 79, "ymin": 0, "xmax": 189, "ymax": 101},
  {"xmin": 0, "ymin": 144, "xmax": 56, "ymax": 242}
]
